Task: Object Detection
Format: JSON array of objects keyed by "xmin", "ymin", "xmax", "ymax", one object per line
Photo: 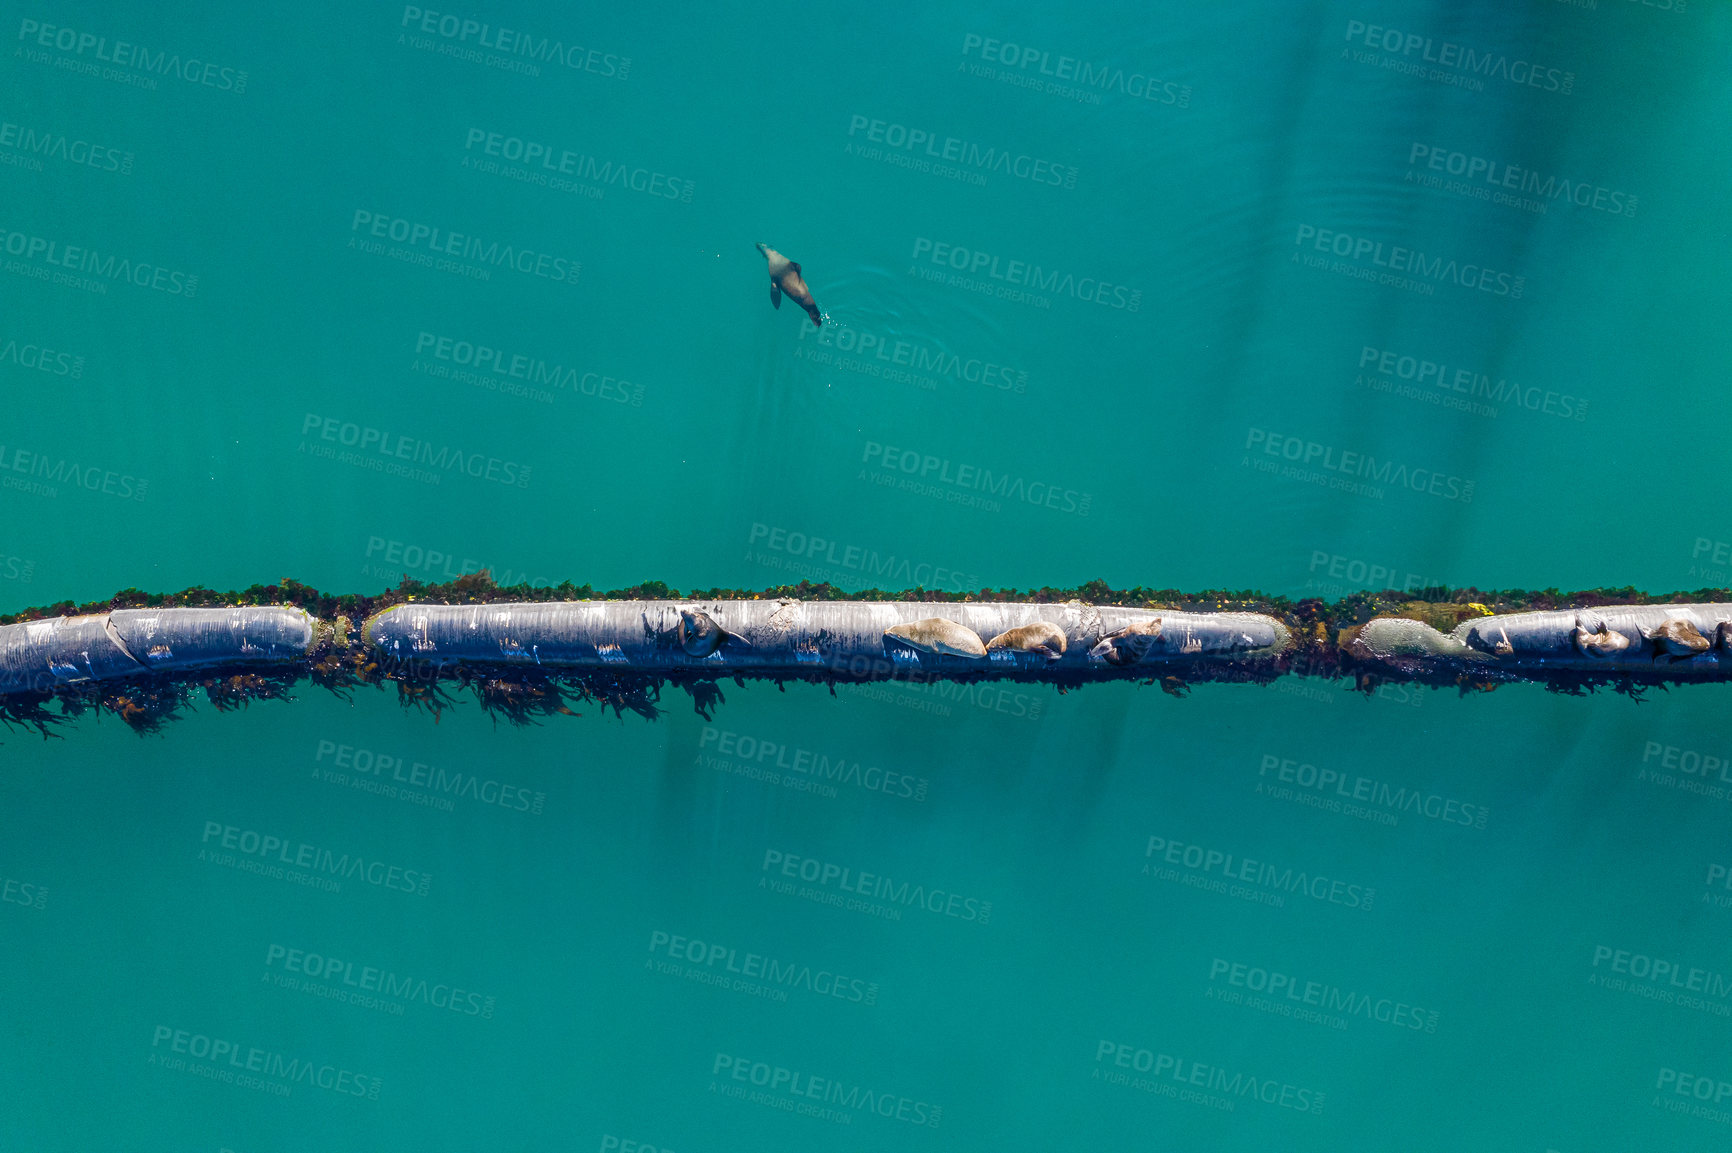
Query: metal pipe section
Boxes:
[
  {"xmin": 361, "ymin": 600, "xmax": 1292, "ymax": 676},
  {"xmin": 1351, "ymin": 604, "xmax": 1732, "ymax": 677},
  {"xmin": 5, "ymin": 598, "xmax": 1732, "ymax": 698},
  {"xmin": 0, "ymin": 607, "xmax": 316, "ymax": 694}
]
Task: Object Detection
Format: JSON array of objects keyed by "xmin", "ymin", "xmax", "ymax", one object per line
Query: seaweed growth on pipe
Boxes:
[{"xmin": 0, "ymin": 572, "xmax": 1728, "ymax": 737}]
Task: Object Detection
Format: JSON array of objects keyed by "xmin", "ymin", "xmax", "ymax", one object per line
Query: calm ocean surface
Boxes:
[{"xmin": 4, "ymin": 2, "xmax": 1731, "ymax": 1149}]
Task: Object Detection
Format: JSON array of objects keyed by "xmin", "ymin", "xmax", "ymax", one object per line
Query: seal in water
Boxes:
[
  {"xmin": 1089, "ymin": 619, "xmax": 1163, "ymax": 666},
  {"xmin": 1720, "ymin": 621, "xmax": 1732, "ymax": 652},
  {"xmin": 756, "ymin": 242, "xmax": 821, "ymax": 327},
  {"xmin": 1571, "ymin": 618, "xmax": 1630, "ymax": 658},
  {"xmin": 1646, "ymin": 617, "xmax": 1711, "ymax": 661},
  {"xmin": 986, "ymin": 622, "xmax": 1067, "ymax": 661},
  {"xmin": 679, "ymin": 608, "xmax": 751, "ymax": 657},
  {"xmin": 884, "ymin": 618, "xmax": 987, "ymax": 658}
]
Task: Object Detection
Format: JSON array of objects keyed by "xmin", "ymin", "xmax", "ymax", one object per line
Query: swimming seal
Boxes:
[
  {"xmin": 757, "ymin": 242, "xmax": 822, "ymax": 327},
  {"xmin": 884, "ymin": 618, "xmax": 987, "ymax": 658},
  {"xmin": 985, "ymin": 622, "xmax": 1067, "ymax": 661},
  {"xmin": 1089, "ymin": 619, "xmax": 1163, "ymax": 666},
  {"xmin": 1646, "ymin": 618, "xmax": 1711, "ymax": 661},
  {"xmin": 678, "ymin": 608, "xmax": 750, "ymax": 657},
  {"xmin": 1572, "ymin": 618, "xmax": 1630, "ymax": 658}
]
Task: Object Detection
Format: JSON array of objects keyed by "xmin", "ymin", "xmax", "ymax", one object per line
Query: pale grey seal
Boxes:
[
  {"xmin": 884, "ymin": 618, "xmax": 987, "ymax": 658},
  {"xmin": 985, "ymin": 622, "xmax": 1067, "ymax": 661}
]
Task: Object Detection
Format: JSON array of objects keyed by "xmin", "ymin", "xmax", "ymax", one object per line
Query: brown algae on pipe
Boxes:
[{"xmin": 1, "ymin": 572, "xmax": 1729, "ymax": 735}]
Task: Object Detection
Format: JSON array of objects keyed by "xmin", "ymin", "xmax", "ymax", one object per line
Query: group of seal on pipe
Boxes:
[
  {"xmin": 0, "ymin": 607, "xmax": 316, "ymax": 695},
  {"xmin": 1350, "ymin": 604, "xmax": 1732, "ymax": 676},
  {"xmin": 361, "ymin": 599, "xmax": 1292, "ymax": 677},
  {"xmin": 11, "ymin": 599, "xmax": 1732, "ymax": 702}
]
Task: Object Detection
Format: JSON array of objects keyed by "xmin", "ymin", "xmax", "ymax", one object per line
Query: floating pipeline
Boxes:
[
  {"xmin": 0, "ymin": 578, "xmax": 1728, "ymax": 733},
  {"xmin": 0, "ymin": 606, "xmax": 314, "ymax": 695},
  {"xmin": 362, "ymin": 600, "xmax": 1289, "ymax": 677},
  {"xmin": 1347, "ymin": 604, "xmax": 1732, "ymax": 682}
]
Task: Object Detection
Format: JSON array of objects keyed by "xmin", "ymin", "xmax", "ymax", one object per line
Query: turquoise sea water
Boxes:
[{"xmin": 4, "ymin": 2, "xmax": 1732, "ymax": 1149}]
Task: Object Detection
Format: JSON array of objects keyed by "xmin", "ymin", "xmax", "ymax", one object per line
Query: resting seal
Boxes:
[
  {"xmin": 1647, "ymin": 618, "xmax": 1711, "ymax": 661},
  {"xmin": 985, "ymin": 622, "xmax": 1066, "ymax": 661},
  {"xmin": 757, "ymin": 242, "xmax": 822, "ymax": 327},
  {"xmin": 1089, "ymin": 619, "xmax": 1163, "ymax": 666},
  {"xmin": 884, "ymin": 618, "xmax": 987, "ymax": 658},
  {"xmin": 678, "ymin": 608, "xmax": 750, "ymax": 657},
  {"xmin": 1571, "ymin": 618, "xmax": 1630, "ymax": 658}
]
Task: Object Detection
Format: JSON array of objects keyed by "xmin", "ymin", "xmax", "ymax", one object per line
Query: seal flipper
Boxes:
[
  {"xmin": 724, "ymin": 630, "xmax": 754, "ymax": 649},
  {"xmin": 769, "ymin": 282, "xmax": 782, "ymax": 309}
]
